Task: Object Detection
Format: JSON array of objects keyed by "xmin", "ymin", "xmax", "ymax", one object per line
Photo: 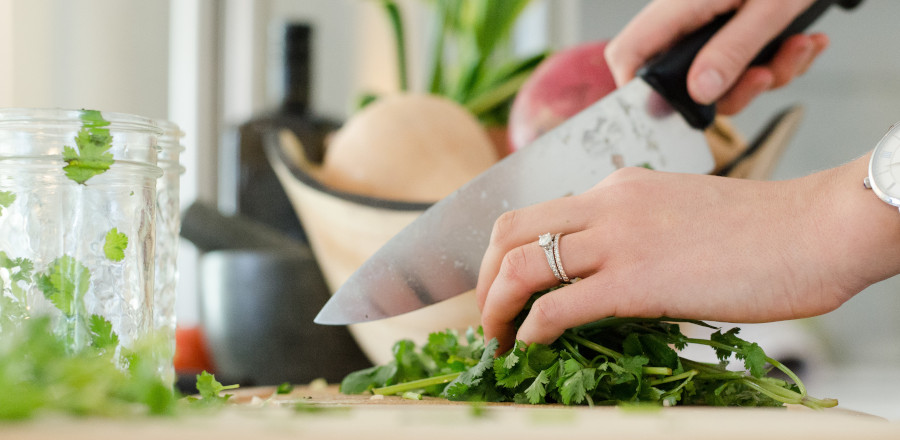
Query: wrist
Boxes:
[{"xmin": 814, "ymin": 152, "xmax": 900, "ymax": 294}]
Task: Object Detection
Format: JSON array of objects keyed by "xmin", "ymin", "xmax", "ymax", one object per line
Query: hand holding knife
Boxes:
[{"xmin": 315, "ymin": 0, "xmax": 862, "ymax": 347}]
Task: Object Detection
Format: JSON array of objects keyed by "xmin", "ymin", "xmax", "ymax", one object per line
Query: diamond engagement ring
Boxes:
[
  {"xmin": 538, "ymin": 233, "xmax": 563, "ymax": 281},
  {"xmin": 539, "ymin": 232, "xmax": 569, "ymax": 283}
]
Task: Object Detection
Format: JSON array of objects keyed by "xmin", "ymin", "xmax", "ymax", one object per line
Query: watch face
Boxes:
[{"xmin": 869, "ymin": 123, "xmax": 900, "ymax": 207}]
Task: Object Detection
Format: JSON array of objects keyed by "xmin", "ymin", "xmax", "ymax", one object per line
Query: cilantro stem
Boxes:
[
  {"xmin": 685, "ymin": 337, "xmax": 808, "ymax": 397},
  {"xmin": 565, "ymin": 333, "xmax": 671, "ymax": 376},
  {"xmin": 564, "ymin": 333, "xmax": 622, "ymax": 359},
  {"xmin": 659, "ymin": 370, "xmax": 698, "ymax": 400},
  {"xmin": 764, "ymin": 356, "xmax": 806, "ymax": 396},
  {"xmin": 648, "ymin": 369, "xmax": 698, "ymax": 386},
  {"xmin": 372, "ymin": 372, "xmax": 460, "ymax": 396},
  {"xmin": 741, "ymin": 379, "xmax": 803, "ymax": 405},
  {"xmin": 642, "ymin": 367, "xmax": 673, "ymax": 376},
  {"xmin": 560, "ymin": 336, "xmax": 592, "ymax": 366}
]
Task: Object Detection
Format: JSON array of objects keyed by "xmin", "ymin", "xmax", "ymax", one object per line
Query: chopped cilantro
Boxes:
[
  {"xmin": 193, "ymin": 370, "xmax": 240, "ymax": 405},
  {"xmin": 103, "ymin": 228, "xmax": 128, "ymax": 262},
  {"xmin": 276, "ymin": 382, "xmax": 295, "ymax": 394},
  {"xmin": 62, "ymin": 109, "xmax": 115, "ymax": 185}
]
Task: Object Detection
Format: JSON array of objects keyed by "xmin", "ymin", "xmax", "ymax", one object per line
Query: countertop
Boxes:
[{"xmin": 2, "ymin": 385, "xmax": 899, "ymax": 440}]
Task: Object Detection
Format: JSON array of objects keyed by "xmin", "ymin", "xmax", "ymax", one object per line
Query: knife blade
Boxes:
[{"xmin": 315, "ymin": 0, "xmax": 859, "ymax": 325}]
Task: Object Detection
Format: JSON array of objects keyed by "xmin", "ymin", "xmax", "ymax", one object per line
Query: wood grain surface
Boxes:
[{"xmin": 3, "ymin": 385, "xmax": 899, "ymax": 440}]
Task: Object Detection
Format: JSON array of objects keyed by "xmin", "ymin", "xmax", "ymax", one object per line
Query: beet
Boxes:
[{"xmin": 508, "ymin": 40, "xmax": 617, "ymax": 152}]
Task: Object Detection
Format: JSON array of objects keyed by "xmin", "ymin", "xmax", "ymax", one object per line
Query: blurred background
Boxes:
[{"xmin": 1, "ymin": 0, "xmax": 898, "ymax": 419}]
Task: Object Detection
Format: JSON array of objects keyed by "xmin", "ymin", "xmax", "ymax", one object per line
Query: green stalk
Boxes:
[
  {"xmin": 464, "ymin": 70, "xmax": 531, "ymax": 117},
  {"xmin": 655, "ymin": 370, "xmax": 698, "ymax": 394},
  {"xmin": 565, "ymin": 334, "xmax": 671, "ymax": 376},
  {"xmin": 372, "ymin": 372, "xmax": 460, "ymax": 396},
  {"xmin": 765, "ymin": 356, "xmax": 807, "ymax": 396},
  {"xmin": 685, "ymin": 338, "xmax": 809, "ymax": 397},
  {"xmin": 648, "ymin": 370, "xmax": 693, "ymax": 386},
  {"xmin": 427, "ymin": 0, "xmax": 451, "ymax": 94},
  {"xmin": 564, "ymin": 333, "xmax": 622, "ymax": 360},
  {"xmin": 642, "ymin": 367, "xmax": 673, "ymax": 376},
  {"xmin": 741, "ymin": 379, "xmax": 802, "ymax": 405},
  {"xmin": 560, "ymin": 337, "xmax": 591, "ymax": 366},
  {"xmin": 382, "ymin": 0, "xmax": 408, "ymax": 91}
]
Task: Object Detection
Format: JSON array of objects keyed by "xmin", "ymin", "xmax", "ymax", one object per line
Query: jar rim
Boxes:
[
  {"xmin": 0, "ymin": 107, "xmax": 164, "ymax": 136},
  {"xmin": 154, "ymin": 119, "xmax": 186, "ymax": 152}
]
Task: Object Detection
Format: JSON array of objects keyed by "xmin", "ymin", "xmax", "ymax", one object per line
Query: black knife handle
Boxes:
[{"xmin": 638, "ymin": 0, "xmax": 862, "ymax": 129}]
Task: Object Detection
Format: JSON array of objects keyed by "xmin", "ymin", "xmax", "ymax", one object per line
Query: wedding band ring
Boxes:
[
  {"xmin": 538, "ymin": 233, "xmax": 563, "ymax": 281},
  {"xmin": 552, "ymin": 233, "xmax": 570, "ymax": 282}
]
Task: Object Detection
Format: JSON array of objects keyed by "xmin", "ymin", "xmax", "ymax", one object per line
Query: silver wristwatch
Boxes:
[{"xmin": 864, "ymin": 122, "xmax": 900, "ymax": 211}]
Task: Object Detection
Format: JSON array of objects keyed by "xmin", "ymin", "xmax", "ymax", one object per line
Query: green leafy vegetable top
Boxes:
[
  {"xmin": 62, "ymin": 109, "xmax": 114, "ymax": 185},
  {"xmin": 340, "ymin": 292, "xmax": 837, "ymax": 410}
]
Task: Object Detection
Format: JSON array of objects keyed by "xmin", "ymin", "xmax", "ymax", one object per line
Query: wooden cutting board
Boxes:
[{"xmin": 2, "ymin": 385, "xmax": 898, "ymax": 440}]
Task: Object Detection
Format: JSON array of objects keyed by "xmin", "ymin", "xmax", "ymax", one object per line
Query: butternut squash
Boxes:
[{"xmin": 318, "ymin": 94, "xmax": 498, "ymax": 202}]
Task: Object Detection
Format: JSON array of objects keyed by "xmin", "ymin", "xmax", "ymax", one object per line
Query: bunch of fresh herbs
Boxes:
[{"xmin": 341, "ymin": 293, "xmax": 836, "ymax": 409}]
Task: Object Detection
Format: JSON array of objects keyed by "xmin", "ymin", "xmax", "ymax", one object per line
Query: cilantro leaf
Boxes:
[
  {"xmin": 36, "ymin": 255, "xmax": 90, "ymax": 317},
  {"xmin": 0, "ymin": 190, "xmax": 15, "ymax": 216},
  {"xmin": 195, "ymin": 371, "xmax": 239, "ymax": 404},
  {"xmin": 340, "ymin": 363, "xmax": 398, "ymax": 394},
  {"xmin": 523, "ymin": 369, "xmax": 550, "ymax": 404},
  {"xmin": 442, "ymin": 338, "xmax": 500, "ymax": 401},
  {"xmin": 494, "ymin": 340, "xmax": 531, "ymax": 388},
  {"xmin": 62, "ymin": 109, "xmax": 114, "ymax": 185},
  {"xmin": 711, "ymin": 328, "xmax": 769, "ymax": 378},
  {"xmin": 559, "ymin": 361, "xmax": 596, "ymax": 405},
  {"xmin": 0, "ymin": 252, "xmax": 33, "ymax": 299},
  {"xmin": 89, "ymin": 314, "xmax": 119, "ymax": 350},
  {"xmin": 103, "ymin": 228, "xmax": 128, "ymax": 262},
  {"xmin": 741, "ymin": 342, "xmax": 768, "ymax": 379},
  {"xmin": 391, "ymin": 339, "xmax": 428, "ymax": 384}
]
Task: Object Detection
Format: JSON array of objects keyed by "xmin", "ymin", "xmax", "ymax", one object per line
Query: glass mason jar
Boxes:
[
  {"xmin": 153, "ymin": 119, "xmax": 185, "ymax": 385},
  {"xmin": 0, "ymin": 108, "xmax": 163, "ymax": 368}
]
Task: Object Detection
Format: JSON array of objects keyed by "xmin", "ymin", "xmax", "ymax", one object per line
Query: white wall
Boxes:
[{"xmin": 0, "ymin": 0, "xmax": 170, "ymax": 117}]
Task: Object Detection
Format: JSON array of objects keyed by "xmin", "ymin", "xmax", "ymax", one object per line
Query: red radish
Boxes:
[{"xmin": 508, "ymin": 40, "xmax": 617, "ymax": 152}]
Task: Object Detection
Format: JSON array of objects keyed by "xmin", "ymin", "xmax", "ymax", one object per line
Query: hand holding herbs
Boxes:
[{"xmin": 341, "ymin": 297, "xmax": 836, "ymax": 409}]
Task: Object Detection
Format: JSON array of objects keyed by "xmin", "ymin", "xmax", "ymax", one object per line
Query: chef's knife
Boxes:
[{"xmin": 315, "ymin": 0, "xmax": 861, "ymax": 325}]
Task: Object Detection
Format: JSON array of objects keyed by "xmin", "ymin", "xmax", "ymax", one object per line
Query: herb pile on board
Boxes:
[{"xmin": 341, "ymin": 291, "xmax": 836, "ymax": 409}]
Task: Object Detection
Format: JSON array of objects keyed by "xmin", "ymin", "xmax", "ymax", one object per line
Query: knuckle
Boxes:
[
  {"xmin": 603, "ymin": 39, "xmax": 623, "ymax": 65},
  {"xmin": 496, "ymin": 246, "xmax": 532, "ymax": 287},
  {"xmin": 490, "ymin": 210, "xmax": 520, "ymax": 247},
  {"xmin": 609, "ymin": 166, "xmax": 650, "ymax": 182},
  {"xmin": 603, "ymin": 167, "xmax": 655, "ymax": 198},
  {"xmin": 528, "ymin": 294, "xmax": 560, "ymax": 331}
]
